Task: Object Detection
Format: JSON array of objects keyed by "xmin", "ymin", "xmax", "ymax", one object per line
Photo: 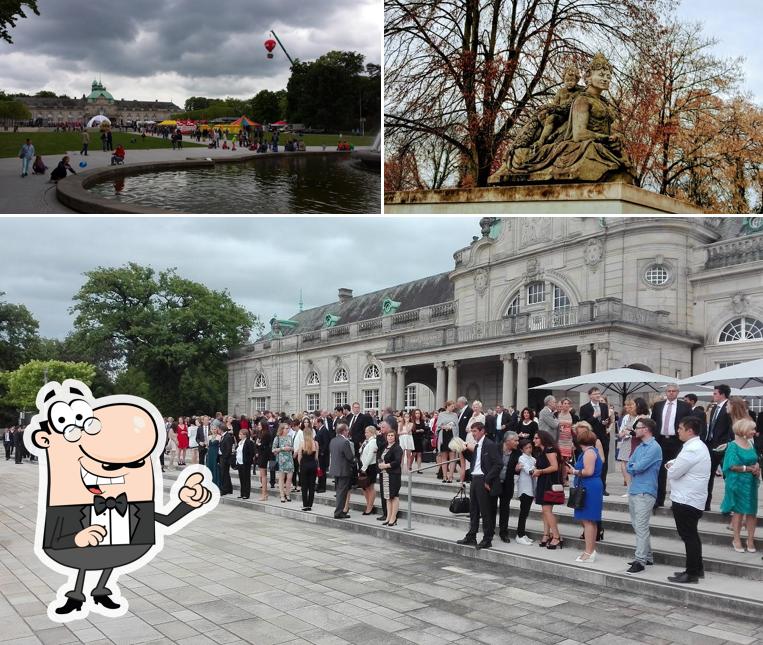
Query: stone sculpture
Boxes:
[{"xmin": 488, "ymin": 53, "xmax": 635, "ymax": 185}]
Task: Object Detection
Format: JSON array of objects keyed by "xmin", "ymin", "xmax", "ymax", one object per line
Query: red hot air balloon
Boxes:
[{"xmin": 264, "ymin": 39, "xmax": 277, "ymax": 59}]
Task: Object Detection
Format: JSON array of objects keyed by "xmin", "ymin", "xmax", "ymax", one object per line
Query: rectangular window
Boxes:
[
  {"xmin": 363, "ymin": 389, "xmax": 379, "ymax": 411},
  {"xmin": 306, "ymin": 393, "xmax": 320, "ymax": 412},
  {"xmin": 252, "ymin": 397, "xmax": 267, "ymax": 415},
  {"xmin": 717, "ymin": 361, "xmax": 741, "ymax": 369},
  {"xmin": 527, "ymin": 282, "xmax": 545, "ymax": 305},
  {"xmin": 405, "ymin": 385, "xmax": 417, "ymax": 410},
  {"xmin": 748, "ymin": 398, "xmax": 763, "ymax": 414},
  {"xmin": 553, "ymin": 286, "xmax": 570, "ymax": 310},
  {"xmin": 333, "ymin": 391, "xmax": 348, "ymax": 408}
]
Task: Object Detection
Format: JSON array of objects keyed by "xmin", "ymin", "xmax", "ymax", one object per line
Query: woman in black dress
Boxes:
[
  {"xmin": 532, "ymin": 430, "xmax": 564, "ymax": 549},
  {"xmin": 378, "ymin": 429, "xmax": 403, "ymax": 526},
  {"xmin": 254, "ymin": 420, "xmax": 272, "ymax": 501},
  {"xmin": 411, "ymin": 408, "xmax": 428, "ymax": 471},
  {"xmin": 296, "ymin": 428, "xmax": 319, "ymax": 511},
  {"xmin": 518, "ymin": 408, "xmax": 539, "ymax": 441}
]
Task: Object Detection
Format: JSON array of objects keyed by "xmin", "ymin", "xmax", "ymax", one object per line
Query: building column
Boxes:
[
  {"xmin": 434, "ymin": 362, "xmax": 446, "ymax": 408},
  {"xmin": 385, "ymin": 367, "xmax": 396, "ymax": 410},
  {"xmin": 595, "ymin": 342, "xmax": 610, "ymax": 372},
  {"xmin": 577, "ymin": 344, "xmax": 594, "ymax": 407},
  {"xmin": 515, "ymin": 352, "xmax": 529, "ymax": 410},
  {"xmin": 395, "ymin": 367, "xmax": 406, "ymax": 410},
  {"xmin": 446, "ymin": 361, "xmax": 458, "ymax": 402},
  {"xmin": 500, "ymin": 354, "xmax": 514, "ymax": 407}
]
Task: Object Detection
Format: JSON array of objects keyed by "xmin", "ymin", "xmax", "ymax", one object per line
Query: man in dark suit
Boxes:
[
  {"xmin": 219, "ymin": 426, "xmax": 235, "ymax": 496},
  {"xmin": 704, "ymin": 384, "xmax": 733, "ymax": 510},
  {"xmin": 3, "ymin": 426, "xmax": 14, "ymax": 460},
  {"xmin": 456, "ymin": 396, "xmax": 473, "ymax": 440},
  {"xmin": 346, "ymin": 401, "xmax": 373, "ymax": 458},
  {"xmin": 456, "ymin": 421, "xmax": 501, "ymax": 549},
  {"xmin": 485, "ymin": 405, "xmax": 510, "ymax": 443},
  {"xmin": 196, "ymin": 416, "xmax": 211, "ymax": 467},
  {"xmin": 651, "ymin": 383, "xmax": 693, "ymax": 507},
  {"xmin": 236, "ymin": 429, "xmax": 255, "ymax": 499},
  {"xmin": 684, "ymin": 394, "xmax": 707, "ymax": 441},
  {"xmin": 579, "ymin": 387, "xmax": 611, "ymax": 494},
  {"xmin": 328, "ymin": 423, "xmax": 355, "ymax": 518},
  {"xmin": 314, "ymin": 416, "xmax": 332, "ymax": 493}
]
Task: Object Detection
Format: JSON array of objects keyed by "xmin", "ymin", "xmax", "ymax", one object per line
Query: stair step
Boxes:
[{"xmin": 161, "ymin": 475, "xmax": 763, "ymax": 618}]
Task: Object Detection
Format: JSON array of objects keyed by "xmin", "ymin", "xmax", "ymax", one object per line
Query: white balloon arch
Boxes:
[{"xmin": 86, "ymin": 115, "xmax": 111, "ymax": 128}]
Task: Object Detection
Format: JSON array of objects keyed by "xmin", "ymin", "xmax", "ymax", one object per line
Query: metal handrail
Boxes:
[{"xmin": 403, "ymin": 456, "xmax": 462, "ymax": 532}]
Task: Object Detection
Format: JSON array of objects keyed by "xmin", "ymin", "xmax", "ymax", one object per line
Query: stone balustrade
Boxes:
[{"xmin": 706, "ymin": 234, "xmax": 763, "ymax": 269}]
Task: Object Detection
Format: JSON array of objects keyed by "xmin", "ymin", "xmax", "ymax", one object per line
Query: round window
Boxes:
[{"xmin": 644, "ymin": 264, "xmax": 669, "ymax": 287}]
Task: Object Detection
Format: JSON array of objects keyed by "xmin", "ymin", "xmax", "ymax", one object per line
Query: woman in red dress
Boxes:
[{"xmin": 176, "ymin": 416, "xmax": 189, "ymax": 466}]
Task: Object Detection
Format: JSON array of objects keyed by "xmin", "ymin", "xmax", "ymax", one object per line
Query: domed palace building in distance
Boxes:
[
  {"xmin": 17, "ymin": 79, "xmax": 181, "ymax": 128},
  {"xmin": 227, "ymin": 217, "xmax": 763, "ymax": 417}
]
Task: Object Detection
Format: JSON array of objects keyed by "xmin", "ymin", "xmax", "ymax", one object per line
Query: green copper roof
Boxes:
[{"xmin": 87, "ymin": 80, "xmax": 114, "ymax": 102}]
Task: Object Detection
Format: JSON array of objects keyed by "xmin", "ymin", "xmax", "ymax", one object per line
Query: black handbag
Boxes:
[
  {"xmin": 567, "ymin": 478, "xmax": 587, "ymax": 510},
  {"xmin": 449, "ymin": 487, "xmax": 470, "ymax": 514}
]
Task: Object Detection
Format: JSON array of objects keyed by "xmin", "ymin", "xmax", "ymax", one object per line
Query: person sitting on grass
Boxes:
[
  {"xmin": 111, "ymin": 144, "xmax": 126, "ymax": 165},
  {"xmin": 32, "ymin": 155, "xmax": 48, "ymax": 175},
  {"xmin": 50, "ymin": 156, "xmax": 77, "ymax": 182}
]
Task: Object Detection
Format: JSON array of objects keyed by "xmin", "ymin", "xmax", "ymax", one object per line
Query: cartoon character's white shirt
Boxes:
[{"xmin": 90, "ymin": 507, "xmax": 130, "ymax": 545}]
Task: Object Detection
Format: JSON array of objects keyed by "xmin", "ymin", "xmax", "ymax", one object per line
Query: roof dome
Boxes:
[{"xmin": 87, "ymin": 79, "xmax": 114, "ymax": 102}]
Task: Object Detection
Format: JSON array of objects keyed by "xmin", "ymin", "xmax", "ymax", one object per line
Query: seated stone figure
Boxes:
[
  {"xmin": 488, "ymin": 53, "xmax": 635, "ymax": 185},
  {"xmin": 536, "ymin": 65, "xmax": 584, "ymax": 149}
]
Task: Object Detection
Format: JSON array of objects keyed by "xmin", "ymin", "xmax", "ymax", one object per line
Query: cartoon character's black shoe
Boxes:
[
  {"xmin": 93, "ymin": 595, "xmax": 121, "ymax": 610},
  {"xmin": 55, "ymin": 598, "xmax": 83, "ymax": 614}
]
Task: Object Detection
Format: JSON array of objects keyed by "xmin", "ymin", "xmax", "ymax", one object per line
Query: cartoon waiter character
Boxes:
[{"xmin": 24, "ymin": 379, "xmax": 218, "ymax": 622}]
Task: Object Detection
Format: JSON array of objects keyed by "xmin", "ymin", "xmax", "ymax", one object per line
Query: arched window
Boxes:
[
  {"xmin": 306, "ymin": 370, "xmax": 320, "ymax": 385},
  {"xmin": 506, "ymin": 295, "xmax": 520, "ymax": 317},
  {"xmin": 526, "ymin": 282, "xmax": 545, "ymax": 305},
  {"xmin": 253, "ymin": 373, "xmax": 267, "ymax": 389},
  {"xmin": 334, "ymin": 367, "xmax": 349, "ymax": 383},
  {"xmin": 719, "ymin": 317, "xmax": 763, "ymax": 343},
  {"xmin": 553, "ymin": 285, "xmax": 571, "ymax": 310},
  {"xmin": 364, "ymin": 364, "xmax": 380, "ymax": 380}
]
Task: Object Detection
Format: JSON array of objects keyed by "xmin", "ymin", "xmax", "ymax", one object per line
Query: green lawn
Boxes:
[
  {"xmin": 0, "ymin": 131, "xmax": 205, "ymax": 158},
  {"xmin": 0, "ymin": 131, "xmax": 374, "ymax": 158}
]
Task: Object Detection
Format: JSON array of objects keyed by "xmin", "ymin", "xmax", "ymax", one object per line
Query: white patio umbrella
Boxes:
[
  {"xmin": 86, "ymin": 114, "xmax": 111, "ymax": 128},
  {"xmin": 679, "ymin": 358, "xmax": 763, "ymax": 390},
  {"xmin": 532, "ymin": 367, "xmax": 677, "ymax": 399}
]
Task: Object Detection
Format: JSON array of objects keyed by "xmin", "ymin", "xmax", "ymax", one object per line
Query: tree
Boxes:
[
  {"xmin": 0, "ymin": 360, "xmax": 95, "ymax": 410},
  {"xmin": 0, "ymin": 98, "xmax": 31, "ymax": 123},
  {"xmin": 287, "ymin": 50, "xmax": 379, "ymax": 131},
  {"xmin": 250, "ymin": 90, "xmax": 282, "ymax": 123},
  {"xmin": 1, "ymin": 0, "xmax": 39, "ymax": 44},
  {"xmin": 617, "ymin": 21, "xmax": 741, "ymax": 196},
  {"xmin": 184, "ymin": 96, "xmax": 212, "ymax": 112},
  {"xmin": 385, "ymin": 0, "xmax": 665, "ymax": 187},
  {"xmin": 70, "ymin": 263, "xmax": 261, "ymax": 415},
  {"xmin": 34, "ymin": 90, "xmax": 56, "ymax": 97},
  {"xmin": 0, "ymin": 291, "xmax": 40, "ymax": 372}
]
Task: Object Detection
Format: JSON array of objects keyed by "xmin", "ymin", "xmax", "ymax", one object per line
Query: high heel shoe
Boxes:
[
  {"xmin": 387, "ymin": 520, "xmax": 397, "ymax": 527},
  {"xmin": 547, "ymin": 536, "xmax": 564, "ymax": 550},
  {"xmin": 596, "ymin": 530, "xmax": 604, "ymax": 542},
  {"xmin": 732, "ymin": 541, "xmax": 746, "ymax": 553},
  {"xmin": 576, "ymin": 550, "xmax": 597, "ymax": 563},
  {"xmin": 539, "ymin": 535, "xmax": 550, "ymax": 547},
  {"xmin": 280, "ymin": 497, "xmax": 286, "ymax": 503}
]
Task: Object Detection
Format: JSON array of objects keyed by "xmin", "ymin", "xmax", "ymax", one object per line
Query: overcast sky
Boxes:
[
  {"xmin": 0, "ymin": 0, "xmax": 381, "ymax": 105},
  {"xmin": 0, "ymin": 217, "xmax": 481, "ymax": 340},
  {"xmin": 676, "ymin": 0, "xmax": 763, "ymax": 101}
]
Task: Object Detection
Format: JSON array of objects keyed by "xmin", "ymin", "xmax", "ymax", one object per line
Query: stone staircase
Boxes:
[{"xmin": 161, "ymin": 467, "xmax": 763, "ymax": 617}]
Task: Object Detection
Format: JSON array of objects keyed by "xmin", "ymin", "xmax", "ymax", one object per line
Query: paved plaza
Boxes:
[{"xmin": 1, "ymin": 460, "xmax": 763, "ymax": 645}]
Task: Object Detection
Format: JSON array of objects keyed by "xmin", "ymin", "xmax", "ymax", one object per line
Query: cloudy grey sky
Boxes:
[
  {"xmin": 0, "ymin": 0, "xmax": 381, "ymax": 105},
  {"xmin": 677, "ymin": 0, "xmax": 763, "ymax": 101},
  {"xmin": 0, "ymin": 217, "xmax": 481, "ymax": 340}
]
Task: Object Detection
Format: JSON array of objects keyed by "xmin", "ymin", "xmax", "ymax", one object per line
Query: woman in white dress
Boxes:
[{"xmin": 398, "ymin": 411, "xmax": 415, "ymax": 471}]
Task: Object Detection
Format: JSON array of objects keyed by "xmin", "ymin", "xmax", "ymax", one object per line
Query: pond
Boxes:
[{"xmin": 87, "ymin": 154, "xmax": 380, "ymax": 213}]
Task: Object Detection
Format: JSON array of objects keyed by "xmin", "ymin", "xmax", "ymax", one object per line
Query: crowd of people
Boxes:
[{"xmin": 6, "ymin": 384, "xmax": 761, "ymax": 583}]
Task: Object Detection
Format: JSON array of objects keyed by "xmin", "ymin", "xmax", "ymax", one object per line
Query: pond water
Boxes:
[{"xmin": 87, "ymin": 154, "xmax": 380, "ymax": 213}]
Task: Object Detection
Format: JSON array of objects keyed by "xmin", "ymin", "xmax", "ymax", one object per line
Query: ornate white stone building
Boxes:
[
  {"xmin": 227, "ymin": 217, "xmax": 763, "ymax": 416},
  {"xmin": 17, "ymin": 80, "xmax": 180, "ymax": 127}
]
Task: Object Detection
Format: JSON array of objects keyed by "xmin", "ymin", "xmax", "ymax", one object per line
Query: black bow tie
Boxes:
[{"xmin": 93, "ymin": 493, "xmax": 128, "ymax": 516}]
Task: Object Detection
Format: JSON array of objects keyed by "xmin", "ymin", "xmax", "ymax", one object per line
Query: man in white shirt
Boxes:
[{"xmin": 666, "ymin": 416, "xmax": 710, "ymax": 584}]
